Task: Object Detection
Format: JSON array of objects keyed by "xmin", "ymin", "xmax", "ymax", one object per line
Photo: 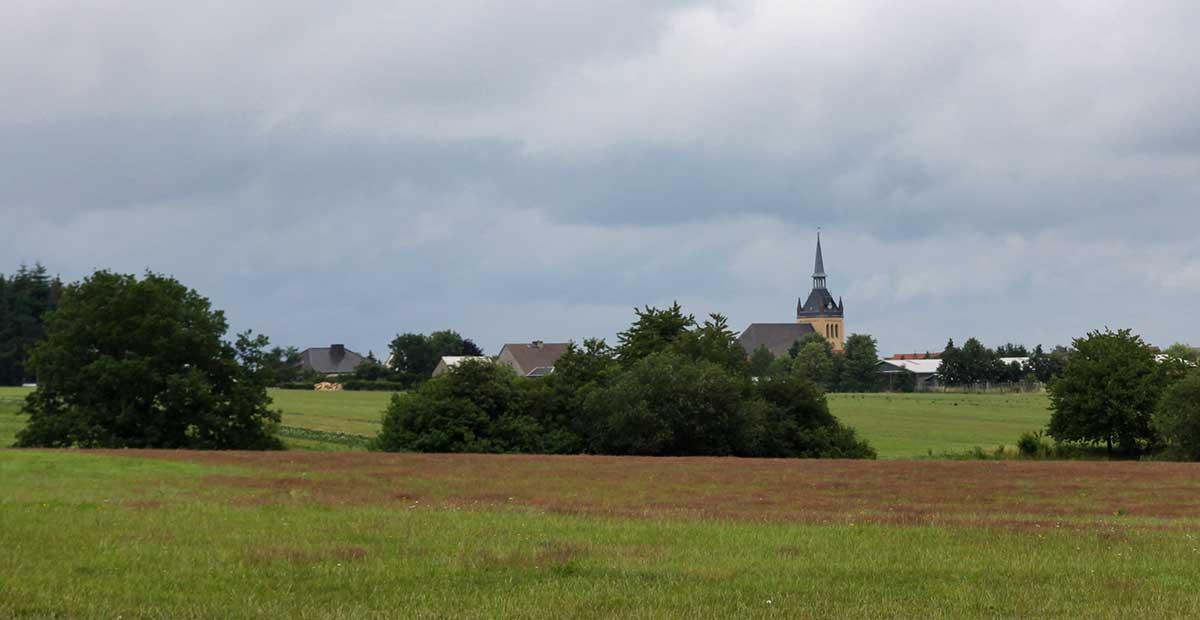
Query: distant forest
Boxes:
[{"xmin": 0, "ymin": 264, "xmax": 62, "ymax": 386}]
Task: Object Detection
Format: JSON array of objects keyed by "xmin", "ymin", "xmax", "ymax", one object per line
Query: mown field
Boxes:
[
  {"xmin": 0, "ymin": 387, "xmax": 1052, "ymax": 457},
  {"xmin": 1, "ymin": 449, "xmax": 1198, "ymax": 619}
]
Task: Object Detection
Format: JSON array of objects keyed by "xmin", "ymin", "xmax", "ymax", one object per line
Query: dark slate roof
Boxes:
[
  {"xmin": 813, "ymin": 233, "xmax": 826, "ymax": 278},
  {"xmin": 797, "ymin": 288, "xmax": 843, "ymax": 318},
  {"xmin": 525, "ymin": 366, "xmax": 555, "ymax": 378},
  {"xmin": 499, "ymin": 342, "xmax": 570, "ymax": 375},
  {"xmin": 738, "ymin": 323, "xmax": 817, "ymax": 357},
  {"xmin": 298, "ymin": 345, "xmax": 367, "ymax": 375}
]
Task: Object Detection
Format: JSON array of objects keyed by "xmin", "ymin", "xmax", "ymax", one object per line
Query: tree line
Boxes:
[{"xmin": 372, "ymin": 303, "xmax": 875, "ymax": 458}]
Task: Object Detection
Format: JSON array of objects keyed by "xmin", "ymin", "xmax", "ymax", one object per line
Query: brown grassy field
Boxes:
[{"xmin": 95, "ymin": 450, "xmax": 1200, "ymax": 530}]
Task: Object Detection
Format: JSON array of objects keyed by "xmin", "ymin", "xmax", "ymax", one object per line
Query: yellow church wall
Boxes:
[{"xmin": 797, "ymin": 316, "xmax": 845, "ymax": 352}]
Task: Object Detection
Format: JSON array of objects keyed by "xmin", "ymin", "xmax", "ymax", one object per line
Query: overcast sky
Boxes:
[{"xmin": 3, "ymin": 0, "xmax": 1198, "ymax": 356}]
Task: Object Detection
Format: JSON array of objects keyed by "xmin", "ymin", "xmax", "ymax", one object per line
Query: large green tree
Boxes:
[
  {"xmin": 1047, "ymin": 329, "xmax": 1163, "ymax": 454},
  {"xmin": 837, "ymin": 333, "xmax": 880, "ymax": 392},
  {"xmin": 15, "ymin": 271, "xmax": 282, "ymax": 449}
]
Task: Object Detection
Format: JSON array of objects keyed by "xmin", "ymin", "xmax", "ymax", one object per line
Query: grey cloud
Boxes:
[{"xmin": 2, "ymin": 0, "xmax": 1199, "ymax": 355}]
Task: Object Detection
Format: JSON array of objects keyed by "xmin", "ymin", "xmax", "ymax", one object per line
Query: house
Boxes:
[
  {"xmin": 876, "ymin": 358, "xmax": 944, "ymax": 390},
  {"xmin": 432, "ymin": 356, "xmax": 490, "ymax": 376},
  {"xmin": 497, "ymin": 341, "xmax": 570, "ymax": 377},
  {"xmin": 739, "ymin": 233, "xmax": 845, "ymax": 356},
  {"xmin": 298, "ymin": 344, "xmax": 368, "ymax": 376}
]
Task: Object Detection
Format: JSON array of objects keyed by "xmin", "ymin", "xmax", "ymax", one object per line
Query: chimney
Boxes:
[
  {"xmin": 330, "ymin": 344, "xmax": 346, "ymax": 359},
  {"xmin": 531, "ymin": 340, "xmax": 544, "ymax": 349}
]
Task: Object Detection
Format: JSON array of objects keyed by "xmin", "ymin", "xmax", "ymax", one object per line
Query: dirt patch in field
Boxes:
[{"xmin": 85, "ymin": 450, "xmax": 1200, "ymax": 530}]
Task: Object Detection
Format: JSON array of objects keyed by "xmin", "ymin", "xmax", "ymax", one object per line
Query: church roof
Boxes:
[
  {"xmin": 813, "ymin": 233, "xmax": 826, "ymax": 278},
  {"xmin": 738, "ymin": 323, "xmax": 817, "ymax": 357},
  {"xmin": 797, "ymin": 288, "xmax": 843, "ymax": 317}
]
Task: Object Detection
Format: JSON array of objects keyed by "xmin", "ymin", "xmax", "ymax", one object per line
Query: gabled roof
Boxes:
[
  {"xmin": 299, "ymin": 346, "xmax": 367, "ymax": 375},
  {"xmin": 737, "ymin": 323, "xmax": 817, "ymax": 357},
  {"xmin": 498, "ymin": 342, "xmax": 570, "ymax": 375},
  {"xmin": 432, "ymin": 355, "xmax": 490, "ymax": 376}
]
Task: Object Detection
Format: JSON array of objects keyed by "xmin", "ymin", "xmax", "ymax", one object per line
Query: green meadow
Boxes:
[
  {"xmin": 1, "ymin": 386, "xmax": 1052, "ymax": 457},
  {"xmin": 1, "ymin": 450, "xmax": 1198, "ymax": 619}
]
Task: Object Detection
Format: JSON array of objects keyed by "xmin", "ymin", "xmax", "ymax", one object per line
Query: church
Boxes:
[{"xmin": 738, "ymin": 234, "xmax": 845, "ymax": 356}]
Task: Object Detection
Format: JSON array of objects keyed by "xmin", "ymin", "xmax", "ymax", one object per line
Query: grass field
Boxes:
[
  {"xmin": 830, "ymin": 393, "xmax": 1051, "ymax": 458},
  {"xmin": 0, "ymin": 387, "xmax": 1052, "ymax": 457},
  {"xmin": 1, "ymin": 449, "xmax": 1198, "ymax": 618}
]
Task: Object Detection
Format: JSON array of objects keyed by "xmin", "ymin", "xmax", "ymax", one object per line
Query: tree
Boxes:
[
  {"xmin": 837, "ymin": 334, "xmax": 880, "ymax": 392},
  {"xmin": 582, "ymin": 350, "xmax": 749, "ymax": 456},
  {"xmin": 742, "ymin": 373, "xmax": 875, "ymax": 458},
  {"xmin": 957, "ymin": 338, "xmax": 995, "ymax": 384},
  {"xmin": 15, "ymin": 271, "xmax": 282, "ymax": 449},
  {"xmin": 1163, "ymin": 343, "xmax": 1199, "ymax": 365},
  {"xmin": 893, "ymin": 368, "xmax": 916, "ymax": 393},
  {"xmin": 1047, "ymin": 329, "xmax": 1163, "ymax": 454},
  {"xmin": 748, "ymin": 346, "xmax": 775, "ymax": 377},
  {"xmin": 616, "ymin": 302, "xmax": 694, "ymax": 364},
  {"xmin": 1154, "ymin": 369, "xmax": 1200, "ymax": 461},
  {"xmin": 792, "ymin": 337, "xmax": 835, "ymax": 390},
  {"xmin": 262, "ymin": 346, "xmax": 304, "ymax": 385},
  {"xmin": 996, "ymin": 343, "xmax": 1029, "ymax": 357},
  {"xmin": 386, "ymin": 330, "xmax": 484, "ymax": 388},
  {"xmin": 0, "ymin": 263, "xmax": 63, "ymax": 385},
  {"xmin": 937, "ymin": 339, "xmax": 961, "ymax": 385}
]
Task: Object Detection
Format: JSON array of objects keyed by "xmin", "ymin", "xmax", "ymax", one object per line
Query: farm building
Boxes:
[
  {"xmin": 740, "ymin": 233, "xmax": 845, "ymax": 356},
  {"xmin": 877, "ymin": 356, "xmax": 1031, "ymax": 390},
  {"xmin": 298, "ymin": 344, "xmax": 367, "ymax": 376},
  {"xmin": 432, "ymin": 356, "xmax": 490, "ymax": 376},
  {"xmin": 497, "ymin": 341, "xmax": 569, "ymax": 377}
]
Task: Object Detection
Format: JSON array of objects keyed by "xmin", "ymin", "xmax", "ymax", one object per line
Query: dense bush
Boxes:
[
  {"xmin": 371, "ymin": 359, "xmax": 548, "ymax": 453},
  {"xmin": 372, "ymin": 303, "xmax": 875, "ymax": 459}
]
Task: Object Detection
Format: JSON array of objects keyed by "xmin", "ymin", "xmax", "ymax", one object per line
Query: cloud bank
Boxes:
[{"xmin": 3, "ymin": 0, "xmax": 1198, "ymax": 354}]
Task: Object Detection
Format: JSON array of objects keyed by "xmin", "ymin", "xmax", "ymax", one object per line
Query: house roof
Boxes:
[
  {"xmin": 737, "ymin": 323, "xmax": 817, "ymax": 357},
  {"xmin": 498, "ymin": 342, "xmax": 570, "ymax": 375},
  {"xmin": 878, "ymin": 357, "xmax": 1030, "ymax": 375},
  {"xmin": 877, "ymin": 359, "xmax": 942, "ymax": 375},
  {"xmin": 299, "ymin": 345, "xmax": 367, "ymax": 375}
]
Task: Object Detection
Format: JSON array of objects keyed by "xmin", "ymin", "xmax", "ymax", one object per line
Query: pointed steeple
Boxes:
[{"xmin": 812, "ymin": 232, "xmax": 827, "ymax": 290}]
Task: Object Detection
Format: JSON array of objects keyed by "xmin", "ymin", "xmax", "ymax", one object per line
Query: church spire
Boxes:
[{"xmin": 812, "ymin": 232, "xmax": 827, "ymax": 290}]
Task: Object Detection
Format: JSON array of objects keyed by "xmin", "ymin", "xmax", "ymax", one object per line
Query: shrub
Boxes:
[{"xmin": 1017, "ymin": 430, "xmax": 1047, "ymax": 457}]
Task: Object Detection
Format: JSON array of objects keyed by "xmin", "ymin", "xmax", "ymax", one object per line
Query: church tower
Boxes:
[{"xmin": 796, "ymin": 233, "xmax": 845, "ymax": 352}]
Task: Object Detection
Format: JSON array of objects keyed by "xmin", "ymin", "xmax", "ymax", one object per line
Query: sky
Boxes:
[{"xmin": 3, "ymin": 0, "xmax": 1199, "ymax": 356}]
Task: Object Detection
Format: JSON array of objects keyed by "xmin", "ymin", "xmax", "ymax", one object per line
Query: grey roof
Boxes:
[
  {"xmin": 813, "ymin": 233, "xmax": 825, "ymax": 278},
  {"xmin": 797, "ymin": 288, "xmax": 843, "ymax": 318},
  {"xmin": 498, "ymin": 342, "xmax": 570, "ymax": 375},
  {"xmin": 738, "ymin": 323, "xmax": 817, "ymax": 357},
  {"xmin": 298, "ymin": 345, "xmax": 367, "ymax": 375}
]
